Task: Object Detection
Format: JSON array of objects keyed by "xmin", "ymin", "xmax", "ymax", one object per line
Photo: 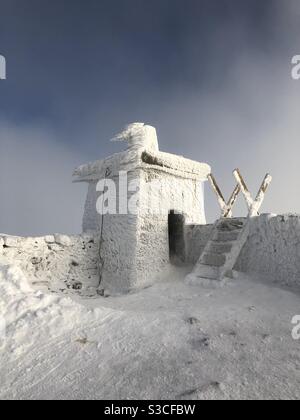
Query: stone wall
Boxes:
[
  {"xmin": 3, "ymin": 213, "xmax": 299, "ymax": 295},
  {"xmin": 135, "ymin": 169, "xmax": 207, "ymax": 289},
  {"xmin": 80, "ymin": 166, "xmax": 207, "ymax": 292},
  {"xmin": 235, "ymin": 214, "xmax": 300, "ymax": 289},
  {"xmin": 0, "ymin": 233, "xmax": 100, "ymax": 295},
  {"xmin": 184, "ymin": 214, "xmax": 300, "ymax": 290}
]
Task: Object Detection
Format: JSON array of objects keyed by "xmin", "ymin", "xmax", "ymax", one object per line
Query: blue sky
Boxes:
[{"xmin": 0, "ymin": 0, "xmax": 300, "ymax": 235}]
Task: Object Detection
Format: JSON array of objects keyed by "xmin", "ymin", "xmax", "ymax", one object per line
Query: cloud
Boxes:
[
  {"xmin": 0, "ymin": 120, "xmax": 88, "ymax": 236},
  {"xmin": 153, "ymin": 2, "xmax": 300, "ymax": 222}
]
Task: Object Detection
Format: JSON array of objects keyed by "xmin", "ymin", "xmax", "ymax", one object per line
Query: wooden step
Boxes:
[
  {"xmin": 201, "ymin": 252, "xmax": 226, "ymax": 267},
  {"xmin": 217, "ymin": 220, "xmax": 245, "ymax": 231},
  {"xmin": 209, "ymin": 241, "xmax": 233, "ymax": 254},
  {"xmin": 194, "ymin": 262, "xmax": 220, "ymax": 280},
  {"xmin": 192, "ymin": 263, "xmax": 220, "ymax": 280},
  {"xmin": 214, "ymin": 230, "xmax": 240, "ymax": 242}
]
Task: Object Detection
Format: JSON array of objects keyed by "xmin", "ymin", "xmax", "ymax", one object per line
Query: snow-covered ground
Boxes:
[{"xmin": 0, "ymin": 263, "xmax": 299, "ymax": 400}]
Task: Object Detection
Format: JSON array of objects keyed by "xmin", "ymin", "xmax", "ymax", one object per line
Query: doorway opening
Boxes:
[{"xmin": 168, "ymin": 211, "xmax": 185, "ymax": 264}]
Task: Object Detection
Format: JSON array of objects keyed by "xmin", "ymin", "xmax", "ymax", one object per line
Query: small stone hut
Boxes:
[{"xmin": 73, "ymin": 123, "xmax": 211, "ymax": 292}]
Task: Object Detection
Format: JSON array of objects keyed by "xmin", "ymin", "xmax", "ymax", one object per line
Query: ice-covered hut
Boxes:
[{"xmin": 73, "ymin": 123, "xmax": 211, "ymax": 292}]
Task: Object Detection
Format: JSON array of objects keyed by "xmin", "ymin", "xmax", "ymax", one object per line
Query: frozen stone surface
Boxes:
[
  {"xmin": 0, "ymin": 233, "xmax": 100, "ymax": 294},
  {"xmin": 74, "ymin": 124, "xmax": 210, "ymax": 293},
  {"xmin": 54, "ymin": 234, "xmax": 72, "ymax": 247},
  {"xmin": 185, "ymin": 214, "xmax": 300, "ymax": 290},
  {"xmin": 4, "ymin": 236, "xmax": 20, "ymax": 248},
  {"xmin": 44, "ymin": 235, "xmax": 55, "ymax": 244},
  {"xmin": 2, "ymin": 214, "xmax": 300, "ymax": 295},
  {"xmin": 235, "ymin": 214, "xmax": 300, "ymax": 289},
  {"xmin": 73, "ymin": 124, "xmax": 210, "ymax": 182},
  {"xmin": 111, "ymin": 122, "xmax": 159, "ymax": 152}
]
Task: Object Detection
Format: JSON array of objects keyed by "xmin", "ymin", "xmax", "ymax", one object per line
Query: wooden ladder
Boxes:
[{"xmin": 187, "ymin": 169, "xmax": 272, "ymax": 282}]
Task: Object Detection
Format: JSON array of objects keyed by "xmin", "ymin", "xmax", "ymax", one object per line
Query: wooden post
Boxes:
[
  {"xmin": 233, "ymin": 169, "xmax": 253, "ymax": 210},
  {"xmin": 208, "ymin": 174, "xmax": 226, "ymax": 213},
  {"xmin": 233, "ymin": 169, "xmax": 272, "ymax": 217},
  {"xmin": 250, "ymin": 173, "xmax": 272, "ymax": 217},
  {"xmin": 208, "ymin": 173, "xmax": 241, "ymax": 218},
  {"xmin": 223, "ymin": 184, "xmax": 241, "ymax": 218}
]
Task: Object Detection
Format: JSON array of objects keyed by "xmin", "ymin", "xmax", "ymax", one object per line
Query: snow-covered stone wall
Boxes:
[
  {"xmin": 235, "ymin": 214, "xmax": 300, "ymax": 289},
  {"xmin": 81, "ymin": 166, "xmax": 207, "ymax": 293},
  {"xmin": 133, "ymin": 168, "xmax": 207, "ymax": 290},
  {"xmin": 96, "ymin": 169, "xmax": 142, "ymax": 293},
  {"xmin": 184, "ymin": 214, "xmax": 300, "ymax": 289},
  {"xmin": 0, "ymin": 233, "xmax": 100, "ymax": 294},
  {"xmin": 2, "ymin": 214, "xmax": 300, "ymax": 295}
]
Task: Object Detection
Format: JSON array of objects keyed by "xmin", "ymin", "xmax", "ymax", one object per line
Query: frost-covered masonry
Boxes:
[
  {"xmin": 0, "ymin": 233, "xmax": 99, "ymax": 294},
  {"xmin": 2, "ymin": 214, "xmax": 300, "ymax": 293},
  {"xmin": 185, "ymin": 214, "xmax": 300, "ymax": 289},
  {"xmin": 74, "ymin": 123, "xmax": 211, "ymax": 293},
  {"xmin": 236, "ymin": 214, "xmax": 300, "ymax": 289}
]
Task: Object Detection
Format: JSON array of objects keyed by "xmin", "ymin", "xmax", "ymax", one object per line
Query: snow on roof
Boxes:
[
  {"xmin": 141, "ymin": 150, "xmax": 211, "ymax": 180},
  {"xmin": 73, "ymin": 123, "xmax": 211, "ymax": 182}
]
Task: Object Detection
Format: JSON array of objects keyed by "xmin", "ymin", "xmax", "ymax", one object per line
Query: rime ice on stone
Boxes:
[
  {"xmin": 111, "ymin": 122, "xmax": 159, "ymax": 152},
  {"xmin": 73, "ymin": 123, "xmax": 211, "ymax": 293}
]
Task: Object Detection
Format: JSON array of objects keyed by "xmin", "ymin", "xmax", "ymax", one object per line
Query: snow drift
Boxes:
[{"xmin": 0, "ymin": 263, "xmax": 300, "ymax": 400}]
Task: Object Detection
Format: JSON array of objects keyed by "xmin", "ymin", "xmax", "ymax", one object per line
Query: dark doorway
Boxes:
[{"xmin": 168, "ymin": 211, "xmax": 185, "ymax": 264}]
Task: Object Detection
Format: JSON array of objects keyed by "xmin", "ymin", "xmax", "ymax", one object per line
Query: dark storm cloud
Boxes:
[
  {"xmin": 0, "ymin": 0, "xmax": 274, "ymax": 133},
  {"xmin": 0, "ymin": 0, "xmax": 300, "ymax": 234}
]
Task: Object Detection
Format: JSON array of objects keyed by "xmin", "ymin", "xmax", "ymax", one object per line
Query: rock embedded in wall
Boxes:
[
  {"xmin": 54, "ymin": 234, "xmax": 72, "ymax": 247},
  {"xmin": 44, "ymin": 235, "xmax": 55, "ymax": 244},
  {"xmin": 4, "ymin": 236, "xmax": 20, "ymax": 248}
]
